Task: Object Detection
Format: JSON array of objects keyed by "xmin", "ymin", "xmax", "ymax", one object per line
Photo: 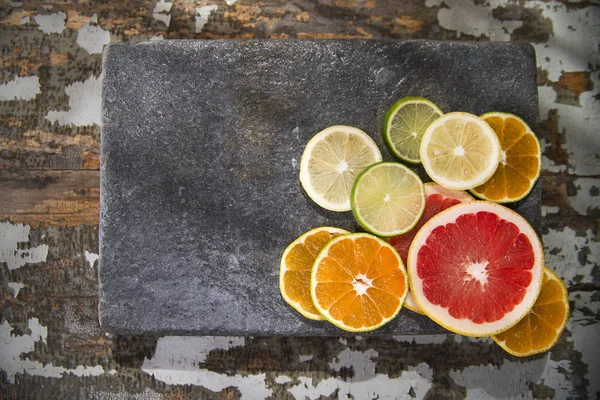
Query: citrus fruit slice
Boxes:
[
  {"xmin": 280, "ymin": 227, "xmax": 349, "ymax": 320},
  {"xmin": 300, "ymin": 125, "xmax": 382, "ymax": 212},
  {"xmin": 408, "ymin": 201, "xmax": 543, "ymax": 337},
  {"xmin": 420, "ymin": 112, "xmax": 501, "ymax": 190},
  {"xmin": 311, "ymin": 233, "xmax": 408, "ymax": 332},
  {"xmin": 389, "ymin": 183, "xmax": 474, "ymax": 314},
  {"xmin": 351, "ymin": 162, "xmax": 425, "ymax": 237},
  {"xmin": 492, "ymin": 267, "xmax": 569, "ymax": 357},
  {"xmin": 383, "ymin": 97, "xmax": 443, "ymax": 163},
  {"xmin": 471, "ymin": 112, "xmax": 541, "ymax": 203}
]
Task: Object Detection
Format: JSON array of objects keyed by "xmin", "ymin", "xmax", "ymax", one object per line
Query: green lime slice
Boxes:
[
  {"xmin": 351, "ymin": 162, "xmax": 425, "ymax": 237},
  {"xmin": 383, "ymin": 97, "xmax": 443, "ymax": 164}
]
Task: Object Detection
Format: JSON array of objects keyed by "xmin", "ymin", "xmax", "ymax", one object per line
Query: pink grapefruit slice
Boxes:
[
  {"xmin": 389, "ymin": 183, "xmax": 474, "ymax": 314},
  {"xmin": 407, "ymin": 201, "xmax": 543, "ymax": 336}
]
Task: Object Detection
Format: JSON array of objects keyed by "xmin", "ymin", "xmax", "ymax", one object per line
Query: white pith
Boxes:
[
  {"xmin": 465, "ymin": 260, "xmax": 489, "ymax": 285},
  {"xmin": 407, "ymin": 201, "xmax": 544, "ymax": 336}
]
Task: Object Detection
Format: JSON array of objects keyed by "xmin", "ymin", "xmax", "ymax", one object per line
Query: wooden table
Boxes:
[{"xmin": 1, "ymin": 1, "xmax": 598, "ymax": 398}]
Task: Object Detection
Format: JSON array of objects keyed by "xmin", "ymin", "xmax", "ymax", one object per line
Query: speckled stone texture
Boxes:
[{"xmin": 100, "ymin": 40, "xmax": 540, "ymax": 336}]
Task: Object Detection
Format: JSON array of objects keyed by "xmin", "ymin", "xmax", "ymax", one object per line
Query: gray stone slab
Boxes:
[{"xmin": 100, "ymin": 40, "xmax": 540, "ymax": 336}]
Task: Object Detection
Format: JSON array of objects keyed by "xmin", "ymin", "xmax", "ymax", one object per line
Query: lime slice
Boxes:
[
  {"xmin": 383, "ymin": 97, "xmax": 443, "ymax": 163},
  {"xmin": 420, "ymin": 112, "xmax": 501, "ymax": 190},
  {"xmin": 300, "ymin": 125, "xmax": 382, "ymax": 212},
  {"xmin": 351, "ymin": 162, "xmax": 425, "ymax": 237}
]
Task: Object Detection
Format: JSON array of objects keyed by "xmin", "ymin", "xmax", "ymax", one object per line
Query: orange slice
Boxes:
[
  {"xmin": 280, "ymin": 227, "xmax": 349, "ymax": 320},
  {"xmin": 492, "ymin": 267, "xmax": 569, "ymax": 357},
  {"xmin": 471, "ymin": 112, "xmax": 541, "ymax": 203},
  {"xmin": 310, "ymin": 233, "xmax": 408, "ymax": 332}
]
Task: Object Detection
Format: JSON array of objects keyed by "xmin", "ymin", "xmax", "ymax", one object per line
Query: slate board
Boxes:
[{"xmin": 100, "ymin": 40, "xmax": 540, "ymax": 336}]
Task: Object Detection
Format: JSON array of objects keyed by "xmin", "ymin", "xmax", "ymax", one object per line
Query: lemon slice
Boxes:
[
  {"xmin": 300, "ymin": 125, "xmax": 382, "ymax": 212},
  {"xmin": 351, "ymin": 162, "xmax": 425, "ymax": 237},
  {"xmin": 420, "ymin": 112, "xmax": 501, "ymax": 190},
  {"xmin": 383, "ymin": 97, "xmax": 443, "ymax": 163}
]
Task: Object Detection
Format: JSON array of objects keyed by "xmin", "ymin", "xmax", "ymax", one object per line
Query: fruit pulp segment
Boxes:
[
  {"xmin": 308, "ymin": 131, "xmax": 380, "ymax": 204},
  {"xmin": 416, "ymin": 211, "xmax": 535, "ymax": 324},
  {"xmin": 390, "ymin": 193, "xmax": 461, "ymax": 264},
  {"xmin": 427, "ymin": 120, "xmax": 496, "ymax": 182}
]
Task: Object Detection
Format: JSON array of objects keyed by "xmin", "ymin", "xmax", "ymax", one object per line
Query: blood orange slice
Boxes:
[
  {"xmin": 408, "ymin": 201, "xmax": 543, "ymax": 336},
  {"xmin": 389, "ymin": 183, "xmax": 474, "ymax": 314}
]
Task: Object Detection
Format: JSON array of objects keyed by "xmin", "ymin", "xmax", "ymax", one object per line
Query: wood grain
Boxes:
[{"xmin": 0, "ymin": 170, "xmax": 99, "ymax": 226}]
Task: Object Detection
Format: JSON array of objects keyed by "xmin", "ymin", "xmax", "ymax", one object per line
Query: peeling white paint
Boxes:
[
  {"xmin": 0, "ymin": 222, "xmax": 48, "ymax": 270},
  {"xmin": 329, "ymin": 348, "xmax": 378, "ymax": 379},
  {"xmin": 85, "ymin": 250, "xmax": 99, "ymax": 269},
  {"xmin": 275, "ymin": 375, "xmax": 293, "ymax": 384},
  {"xmin": 538, "ymin": 358, "xmax": 576, "ymax": 399},
  {"xmin": 541, "ymin": 205, "xmax": 560, "ymax": 217},
  {"xmin": 149, "ymin": 35, "xmax": 165, "ymax": 41},
  {"xmin": 153, "ymin": 0, "xmax": 172, "ymax": 26},
  {"xmin": 153, "ymin": 1, "xmax": 172, "ymax": 13},
  {"xmin": 90, "ymin": 13, "xmax": 98, "ymax": 24},
  {"xmin": 7, "ymin": 282, "xmax": 25, "ymax": 298},
  {"xmin": 147, "ymin": 336, "xmax": 245, "ymax": 366},
  {"xmin": 196, "ymin": 5, "xmax": 218, "ymax": 33},
  {"xmin": 0, "ymin": 318, "xmax": 104, "ymax": 383},
  {"xmin": 287, "ymin": 348, "xmax": 433, "ymax": 399},
  {"xmin": 34, "ymin": 11, "xmax": 66, "ymax": 34},
  {"xmin": 20, "ymin": 16, "xmax": 29, "ymax": 25},
  {"xmin": 76, "ymin": 23, "xmax": 111, "ymax": 55},
  {"xmin": 0, "ymin": 75, "xmax": 40, "ymax": 101},
  {"xmin": 526, "ymin": 2, "xmax": 600, "ymax": 82},
  {"xmin": 571, "ymin": 177, "xmax": 600, "ymax": 215},
  {"xmin": 9, "ymin": 2, "xmax": 22, "ymax": 7},
  {"xmin": 153, "ymin": 13, "xmax": 171, "ymax": 27},
  {"xmin": 393, "ymin": 334, "xmax": 448, "ymax": 345},
  {"xmin": 538, "ymin": 81, "xmax": 600, "ymax": 176},
  {"xmin": 425, "ymin": 0, "xmax": 522, "ymax": 41},
  {"xmin": 543, "ymin": 227, "xmax": 598, "ymax": 286},
  {"xmin": 569, "ymin": 291, "xmax": 600, "ymax": 398},
  {"xmin": 225, "ymin": 0, "xmax": 237, "ymax": 5},
  {"xmin": 291, "ymin": 157, "xmax": 298, "ymax": 169},
  {"xmin": 449, "ymin": 358, "xmax": 547, "ymax": 399},
  {"xmin": 46, "ymin": 73, "xmax": 102, "ymax": 126},
  {"xmin": 89, "ymin": 387, "xmax": 164, "ymax": 400},
  {"xmin": 287, "ymin": 364, "xmax": 433, "ymax": 400},
  {"xmin": 299, "ymin": 354, "xmax": 313, "ymax": 363}
]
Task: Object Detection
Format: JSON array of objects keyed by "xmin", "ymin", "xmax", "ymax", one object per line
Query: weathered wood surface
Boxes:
[{"xmin": 1, "ymin": 1, "xmax": 599, "ymax": 399}]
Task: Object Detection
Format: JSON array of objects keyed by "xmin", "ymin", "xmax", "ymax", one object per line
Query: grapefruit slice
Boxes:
[
  {"xmin": 408, "ymin": 201, "xmax": 543, "ymax": 336},
  {"xmin": 389, "ymin": 183, "xmax": 474, "ymax": 314}
]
